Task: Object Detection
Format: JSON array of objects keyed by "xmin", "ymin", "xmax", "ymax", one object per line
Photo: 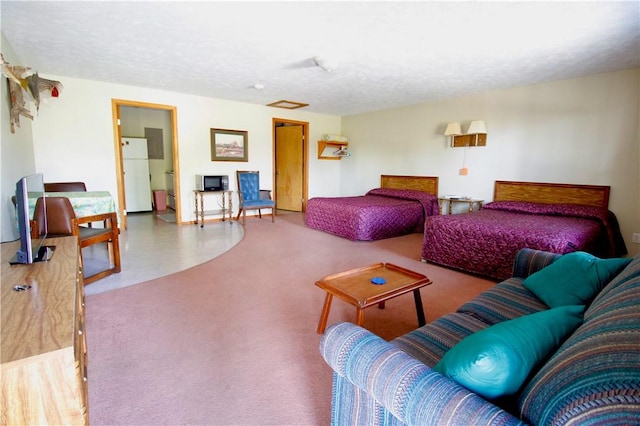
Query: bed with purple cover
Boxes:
[
  {"xmin": 422, "ymin": 180, "xmax": 627, "ymax": 281},
  {"xmin": 305, "ymin": 175, "xmax": 439, "ymax": 241}
]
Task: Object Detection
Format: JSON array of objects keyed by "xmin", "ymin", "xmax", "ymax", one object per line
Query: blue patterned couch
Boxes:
[{"xmin": 320, "ymin": 248, "xmax": 640, "ymax": 425}]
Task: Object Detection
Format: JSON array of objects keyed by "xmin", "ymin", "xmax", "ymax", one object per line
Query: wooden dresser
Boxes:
[{"xmin": 1, "ymin": 236, "xmax": 88, "ymax": 425}]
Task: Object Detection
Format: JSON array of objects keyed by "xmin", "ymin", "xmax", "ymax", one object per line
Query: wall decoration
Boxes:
[
  {"xmin": 210, "ymin": 128, "xmax": 248, "ymax": 162},
  {"xmin": 1, "ymin": 53, "xmax": 63, "ymax": 133},
  {"xmin": 7, "ymin": 77, "xmax": 33, "ymax": 133}
]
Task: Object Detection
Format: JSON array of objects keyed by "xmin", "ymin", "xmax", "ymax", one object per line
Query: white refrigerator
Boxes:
[{"xmin": 122, "ymin": 137, "xmax": 152, "ymax": 212}]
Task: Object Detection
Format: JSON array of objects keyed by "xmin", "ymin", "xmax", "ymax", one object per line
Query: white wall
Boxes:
[
  {"xmin": 21, "ymin": 76, "xmax": 341, "ymax": 227},
  {"xmin": 1, "ymin": 34, "xmax": 36, "ymax": 242},
  {"xmin": 341, "ymin": 69, "xmax": 640, "ymax": 256}
]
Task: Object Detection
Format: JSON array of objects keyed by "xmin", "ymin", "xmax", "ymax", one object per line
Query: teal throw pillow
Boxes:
[
  {"xmin": 433, "ymin": 305, "xmax": 584, "ymax": 400},
  {"xmin": 523, "ymin": 251, "xmax": 631, "ymax": 308}
]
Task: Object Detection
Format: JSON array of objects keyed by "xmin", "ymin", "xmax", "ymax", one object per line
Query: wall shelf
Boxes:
[{"xmin": 318, "ymin": 141, "xmax": 349, "ymax": 160}]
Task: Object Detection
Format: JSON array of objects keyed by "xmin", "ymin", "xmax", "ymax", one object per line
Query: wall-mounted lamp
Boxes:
[
  {"xmin": 444, "ymin": 122, "xmax": 462, "ymax": 147},
  {"xmin": 466, "ymin": 120, "xmax": 487, "ymax": 146},
  {"xmin": 444, "ymin": 120, "xmax": 487, "ymax": 147}
]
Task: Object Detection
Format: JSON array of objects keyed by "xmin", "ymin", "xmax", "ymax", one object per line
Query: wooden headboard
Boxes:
[
  {"xmin": 493, "ymin": 180, "xmax": 610, "ymax": 208},
  {"xmin": 381, "ymin": 175, "xmax": 439, "ymax": 195}
]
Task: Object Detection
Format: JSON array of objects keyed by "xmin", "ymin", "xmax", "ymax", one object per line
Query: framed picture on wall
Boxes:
[{"xmin": 210, "ymin": 128, "xmax": 248, "ymax": 162}]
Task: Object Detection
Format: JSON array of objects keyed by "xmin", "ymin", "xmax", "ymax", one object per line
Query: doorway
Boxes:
[
  {"xmin": 111, "ymin": 99, "xmax": 180, "ymax": 229},
  {"xmin": 273, "ymin": 118, "xmax": 308, "ymax": 212}
]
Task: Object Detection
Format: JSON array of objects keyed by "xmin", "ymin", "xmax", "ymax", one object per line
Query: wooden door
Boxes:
[{"xmin": 275, "ymin": 125, "xmax": 304, "ymax": 211}]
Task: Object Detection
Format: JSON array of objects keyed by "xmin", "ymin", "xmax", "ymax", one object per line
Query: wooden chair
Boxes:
[
  {"xmin": 32, "ymin": 196, "xmax": 121, "ymax": 284},
  {"xmin": 235, "ymin": 170, "xmax": 275, "ymax": 225},
  {"xmin": 44, "ymin": 182, "xmax": 95, "ymax": 227},
  {"xmin": 44, "ymin": 182, "xmax": 87, "ymax": 192}
]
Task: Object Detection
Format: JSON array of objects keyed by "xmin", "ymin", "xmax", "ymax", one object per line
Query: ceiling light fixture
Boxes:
[
  {"xmin": 314, "ymin": 56, "xmax": 339, "ymax": 73},
  {"xmin": 266, "ymin": 100, "xmax": 309, "ymax": 110}
]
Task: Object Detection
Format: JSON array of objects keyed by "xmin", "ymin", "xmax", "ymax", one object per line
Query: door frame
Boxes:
[
  {"xmin": 272, "ymin": 118, "xmax": 309, "ymax": 212},
  {"xmin": 111, "ymin": 99, "xmax": 180, "ymax": 229}
]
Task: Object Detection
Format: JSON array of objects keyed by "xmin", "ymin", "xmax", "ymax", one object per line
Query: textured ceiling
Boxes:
[{"xmin": 2, "ymin": 1, "xmax": 639, "ymax": 116}]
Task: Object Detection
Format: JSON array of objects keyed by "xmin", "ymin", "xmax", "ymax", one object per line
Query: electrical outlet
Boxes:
[{"xmin": 633, "ymin": 233, "xmax": 640, "ymax": 244}]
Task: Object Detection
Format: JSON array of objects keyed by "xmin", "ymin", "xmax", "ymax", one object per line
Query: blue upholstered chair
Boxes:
[{"xmin": 236, "ymin": 170, "xmax": 275, "ymax": 225}]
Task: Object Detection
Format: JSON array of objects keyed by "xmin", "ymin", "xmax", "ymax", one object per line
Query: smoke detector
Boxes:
[{"xmin": 314, "ymin": 56, "xmax": 339, "ymax": 72}]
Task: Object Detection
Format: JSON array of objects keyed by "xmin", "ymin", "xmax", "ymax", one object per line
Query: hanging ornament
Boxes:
[{"xmin": 1, "ymin": 53, "xmax": 63, "ymax": 133}]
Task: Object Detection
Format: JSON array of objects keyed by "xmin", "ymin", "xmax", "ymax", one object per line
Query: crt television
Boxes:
[{"xmin": 10, "ymin": 173, "xmax": 54, "ymax": 264}]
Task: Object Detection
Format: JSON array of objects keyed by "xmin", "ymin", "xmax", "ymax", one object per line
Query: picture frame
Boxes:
[{"xmin": 210, "ymin": 128, "xmax": 248, "ymax": 162}]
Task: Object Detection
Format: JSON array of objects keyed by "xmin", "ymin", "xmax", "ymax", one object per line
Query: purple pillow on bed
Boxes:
[
  {"xmin": 483, "ymin": 201, "xmax": 607, "ymax": 219},
  {"xmin": 366, "ymin": 188, "xmax": 439, "ymax": 216},
  {"xmin": 366, "ymin": 187, "xmax": 431, "ymax": 199}
]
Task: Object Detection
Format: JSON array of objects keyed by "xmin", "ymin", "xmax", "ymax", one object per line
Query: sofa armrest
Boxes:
[
  {"xmin": 512, "ymin": 248, "xmax": 561, "ymax": 279},
  {"xmin": 320, "ymin": 322, "xmax": 524, "ymax": 426}
]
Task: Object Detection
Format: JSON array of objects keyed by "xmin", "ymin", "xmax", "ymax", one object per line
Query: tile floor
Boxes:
[{"xmin": 83, "ymin": 211, "xmax": 244, "ymax": 296}]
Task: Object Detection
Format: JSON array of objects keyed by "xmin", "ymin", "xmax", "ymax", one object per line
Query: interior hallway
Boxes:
[{"xmin": 83, "ymin": 211, "xmax": 245, "ymax": 296}]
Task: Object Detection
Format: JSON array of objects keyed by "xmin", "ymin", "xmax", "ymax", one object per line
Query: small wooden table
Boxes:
[
  {"xmin": 438, "ymin": 196, "xmax": 484, "ymax": 214},
  {"xmin": 315, "ymin": 263, "xmax": 432, "ymax": 334},
  {"xmin": 194, "ymin": 190, "xmax": 233, "ymax": 227}
]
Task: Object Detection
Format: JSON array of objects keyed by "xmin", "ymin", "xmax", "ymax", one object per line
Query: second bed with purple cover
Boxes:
[{"xmin": 422, "ymin": 201, "xmax": 627, "ymax": 280}]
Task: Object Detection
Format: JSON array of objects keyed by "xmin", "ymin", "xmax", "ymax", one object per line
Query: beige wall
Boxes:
[
  {"xmin": 21, "ymin": 76, "xmax": 341, "ymax": 229},
  {"xmin": 341, "ymin": 68, "xmax": 640, "ymax": 255},
  {"xmin": 2, "ymin": 57, "xmax": 638, "ymax": 256}
]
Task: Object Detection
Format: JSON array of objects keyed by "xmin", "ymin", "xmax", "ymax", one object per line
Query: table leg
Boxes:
[
  {"xmin": 355, "ymin": 307, "xmax": 365, "ymax": 327},
  {"xmin": 317, "ymin": 293, "xmax": 334, "ymax": 334},
  {"xmin": 108, "ymin": 242, "xmax": 114, "ymax": 267},
  {"xmin": 413, "ymin": 289, "xmax": 426, "ymax": 327},
  {"xmin": 199, "ymin": 193, "xmax": 204, "ymax": 228},
  {"xmin": 194, "ymin": 194, "xmax": 198, "ymax": 226},
  {"xmin": 222, "ymin": 191, "xmax": 226, "ymax": 222}
]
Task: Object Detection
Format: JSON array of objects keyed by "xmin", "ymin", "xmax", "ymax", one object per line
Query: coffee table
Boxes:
[{"xmin": 315, "ymin": 262, "xmax": 432, "ymax": 334}]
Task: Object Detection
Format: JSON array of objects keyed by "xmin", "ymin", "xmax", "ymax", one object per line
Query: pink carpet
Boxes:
[{"xmin": 86, "ymin": 212, "xmax": 496, "ymax": 425}]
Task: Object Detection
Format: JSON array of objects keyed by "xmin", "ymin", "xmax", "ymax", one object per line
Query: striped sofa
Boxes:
[{"xmin": 320, "ymin": 248, "xmax": 640, "ymax": 425}]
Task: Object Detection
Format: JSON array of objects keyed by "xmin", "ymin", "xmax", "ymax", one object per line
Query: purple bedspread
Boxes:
[
  {"xmin": 422, "ymin": 201, "xmax": 627, "ymax": 281},
  {"xmin": 305, "ymin": 188, "xmax": 439, "ymax": 241}
]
